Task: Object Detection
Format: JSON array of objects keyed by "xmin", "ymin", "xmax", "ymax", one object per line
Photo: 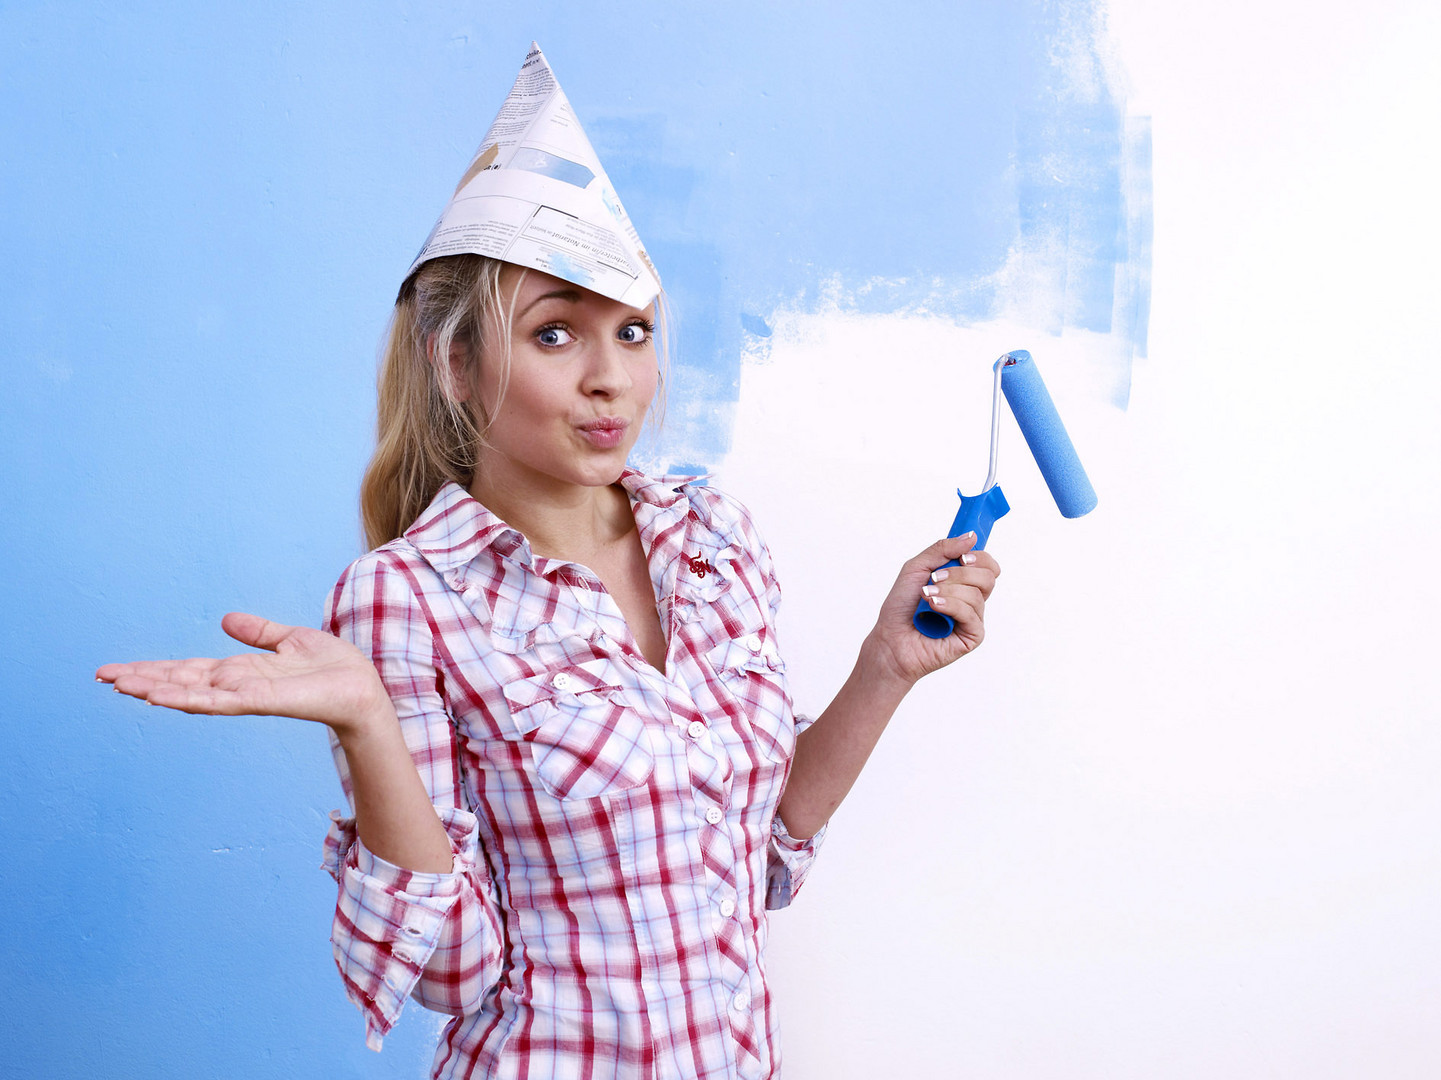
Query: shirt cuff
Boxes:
[
  {"xmin": 323, "ymin": 806, "xmax": 480, "ymax": 888},
  {"xmin": 766, "ymin": 812, "xmax": 827, "ymax": 910},
  {"xmin": 323, "ymin": 807, "xmax": 482, "ymax": 1048}
]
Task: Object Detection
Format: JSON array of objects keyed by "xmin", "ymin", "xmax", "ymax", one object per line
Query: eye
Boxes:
[
  {"xmin": 535, "ymin": 324, "xmax": 574, "ymax": 347},
  {"xmin": 617, "ymin": 320, "xmax": 654, "ymax": 345}
]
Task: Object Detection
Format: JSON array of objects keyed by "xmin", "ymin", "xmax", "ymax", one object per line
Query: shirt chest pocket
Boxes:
[
  {"xmin": 499, "ymin": 659, "xmax": 656, "ymax": 800},
  {"xmin": 703, "ymin": 620, "xmax": 796, "ymax": 767}
]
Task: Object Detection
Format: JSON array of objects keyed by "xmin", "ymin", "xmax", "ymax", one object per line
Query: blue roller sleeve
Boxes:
[
  {"xmin": 999, "ymin": 350, "xmax": 1097, "ymax": 518},
  {"xmin": 912, "ymin": 485, "xmax": 1010, "ymax": 639}
]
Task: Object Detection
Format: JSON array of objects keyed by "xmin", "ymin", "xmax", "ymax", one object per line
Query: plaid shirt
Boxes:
[{"xmin": 321, "ymin": 471, "xmax": 824, "ymax": 1079}]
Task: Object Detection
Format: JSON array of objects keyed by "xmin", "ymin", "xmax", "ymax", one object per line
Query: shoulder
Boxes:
[
  {"xmin": 675, "ymin": 479, "xmax": 764, "ymax": 548},
  {"xmin": 324, "ymin": 538, "xmax": 440, "ymax": 634},
  {"xmin": 663, "ymin": 477, "xmax": 778, "ymax": 588},
  {"xmin": 331, "ymin": 537, "xmax": 434, "ymax": 595}
]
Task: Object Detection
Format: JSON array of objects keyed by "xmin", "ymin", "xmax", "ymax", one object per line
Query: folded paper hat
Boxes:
[{"xmin": 407, "ymin": 42, "xmax": 662, "ymax": 309}]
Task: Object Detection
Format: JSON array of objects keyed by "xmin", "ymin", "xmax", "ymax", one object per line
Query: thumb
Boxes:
[{"xmin": 221, "ymin": 611, "xmax": 296, "ymax": 652}]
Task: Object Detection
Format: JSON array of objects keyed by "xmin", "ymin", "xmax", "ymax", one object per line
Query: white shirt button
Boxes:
[
  {"xmin": 687, "ymin": 721, "xmax": 706, "ymax": 739},
  {"xmin": 744, "ymin": 633, "xmax": 763, "ymax": 652},
  {"xmin": 551, "ymin": 672, "xmax": 573, "ymax": 691},
  {"xmin": 393, "ymin": 949, "xmax": 413, "ymax": 965},
  {"xmin": 733, "ymin": 990, "xmax": 751, "ymax": 1012},
  {"xmin": 704, "ymin": 806, "xmax": 724, "ymax": 826},
  {"xmin": 402, "ymin": 925, "xmax": 423, "ymax": 937},
  {"xmin": 719, "ymin": 898, "xmax": 736, "ymax": 918}
]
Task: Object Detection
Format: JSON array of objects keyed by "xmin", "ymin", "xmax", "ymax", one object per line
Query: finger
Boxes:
[
  {"xmin": 920, "ymin": 581, "xmax": 985, "ymax": 612},
  {"xmin": 950, "ymin": 611, "xmax": 984, "ymax": 652},
  {"xmin": 951, "ymin": 582, "xmax": 987, "ymax": 640},
  {"xmin": 935, "ymin": 590, "xmax": 986, "ymax": 650},
  {"xmin": 98, "ymin": 657, "xmax": 222, "ymax": 686},
  {"xmin": 97, "ymin": 660, "xmax": 162, "ymax": 683},
  {"xmin": 221, "ymin": 612, "xmax": 298, "ymax": 653},
  {"xmin": 110, "ymin": 671, "xmax": 203, "ymax": 700},
  {"xmin": 111, "ymin": 666, "xmax": 283, "ymax": 716},
  {"xmin": 119, "ymin": 667, "xmax": 235, "ymax": 699},
  {"xmin": 142, "ymin": 684, "xmax": 258, "ymax": 716},
  {"xmin": 960, "ymin": 550, "xmax": 1000, "ymax": 576},
  {"xmin": 907, "ymin": 533, "xmax": 979, "ymax": 576},
  {"xmin": 926, "ymin": 565, "xmax": 999, "ymax": 600},
  {"xmin": 920, "ymin": 572, "xmax": 986, "ymax": 612},
  {"xmin": 107, "ymin": 674, "xmax": 160, "ymax": 700}
]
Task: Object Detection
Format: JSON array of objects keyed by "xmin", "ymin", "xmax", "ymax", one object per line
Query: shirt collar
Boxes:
[
  {"xmin": 615, "ymin": 467, "xmax": 711, "ymax": 509},
  {"xmin": 403, "ymin": 469, "xmax": 710, "ymax": 574},
  {"xmin": 403, "ymin": 481, "xmax": 518, "ymax": 573}
]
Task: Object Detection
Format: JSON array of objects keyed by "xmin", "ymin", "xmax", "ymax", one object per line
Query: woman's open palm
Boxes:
[{"xmin": 96, "ymin": 612, "xmax": 389, "ymax": 736}]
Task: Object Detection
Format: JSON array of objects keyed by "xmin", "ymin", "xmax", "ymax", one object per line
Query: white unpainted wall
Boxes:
[{"xmin": 719, "ymin": 2, "xmax": 1441, "ymax": 1075}]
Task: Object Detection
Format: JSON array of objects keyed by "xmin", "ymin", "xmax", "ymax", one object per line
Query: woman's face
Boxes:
[{"xmin": 467, "ymin": 267, "xmax": 659, "ymax": 496}]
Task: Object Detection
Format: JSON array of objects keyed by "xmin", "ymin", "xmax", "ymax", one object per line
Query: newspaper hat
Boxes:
[{"xmin": 407, "ymin": 43, "xmax": 662, "ymax": 309}]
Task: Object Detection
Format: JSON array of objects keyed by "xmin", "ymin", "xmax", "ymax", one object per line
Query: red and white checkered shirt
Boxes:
[{"xmin": 321, "ymin": 470, "xmax": 824, "ymax": 1079}]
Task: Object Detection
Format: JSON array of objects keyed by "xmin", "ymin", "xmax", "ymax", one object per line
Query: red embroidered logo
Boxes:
[{"xmin": 685, "ymin": 552, "xmax": 715, "ymax": 578}]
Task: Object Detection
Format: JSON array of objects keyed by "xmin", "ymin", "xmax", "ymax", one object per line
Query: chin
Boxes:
[
  {"xmin": 539, "ymin": 450, "xmax": 623, "ymax": 490},
  {"xmin": 578, "ymin": 438, "xmax": 640, "ymax": 484},
  {"xmin": 581, "ymin": 458, "xmax": 630, "ymax": 487}
]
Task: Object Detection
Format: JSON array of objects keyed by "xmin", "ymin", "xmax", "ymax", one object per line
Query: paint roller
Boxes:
[{"xmin": 913, "ymin": 349, "xmax": 1098, "ymax": 638}]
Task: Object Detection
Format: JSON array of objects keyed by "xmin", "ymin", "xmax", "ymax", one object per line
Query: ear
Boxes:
[{"xmin": 428, "ymin": 333, "xmax": 474, "ymax": 404}]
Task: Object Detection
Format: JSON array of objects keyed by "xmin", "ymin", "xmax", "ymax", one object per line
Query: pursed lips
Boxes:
[
  {"xmin": 575, "ymin": 417, "xmax": 629, "ymax": 448},
  {"xmin": 576, "ymin": 417, "xmax": 628, "ymax": 432}
]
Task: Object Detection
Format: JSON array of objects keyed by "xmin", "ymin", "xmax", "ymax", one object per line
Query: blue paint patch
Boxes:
[
  {"xmin": 510, "ymin": 147, "xmax": 595, "ymax": 188},
  {"xmin": 740, "ymin": 313, "xmax": 773, "ymax": 338},
  {"xmin": 545, "ymin": 249, "xmax": 583, "ymax": 285},
  {"xmin": 666, "ymin": 465, "xmax": 711, "ymax": 483}
]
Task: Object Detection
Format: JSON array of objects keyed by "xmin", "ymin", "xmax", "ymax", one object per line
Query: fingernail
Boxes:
[
  {"xmin": 961, "ymin": 553, "xmax": 977, "ymax": 566},
  {"xmin": 930, "ymin": 569, "xmax": 949, "ymax": 583},
  {"xmin": 930, "ymin": 595, "xmax": 947, "ymax": 608},
  {"xmin": 922, "ymin": 584, "xmax": 938, "ymax": 597},
  {"xmin": 963, "ymin": 531, "xmax": 977, "ymax": 541}
]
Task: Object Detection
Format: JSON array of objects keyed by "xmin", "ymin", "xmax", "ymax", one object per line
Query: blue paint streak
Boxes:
[
  {"xmin": 1117, "ymin": 116, "xmax": 1154, "ymax": 389},
  {"xmin": 1007, "ymin": 0, "xmax": 1153, "ymax": 395}
]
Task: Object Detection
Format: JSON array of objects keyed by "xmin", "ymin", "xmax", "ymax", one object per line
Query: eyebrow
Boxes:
[{"xmin": 517, "ymin": 288, "xmax": 584, "ymax": 318}]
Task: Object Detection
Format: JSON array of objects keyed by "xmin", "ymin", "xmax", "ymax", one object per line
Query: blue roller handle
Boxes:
[{"xmin": 912, "ymin": 485, "xmax": 1010, "ymax": 639}]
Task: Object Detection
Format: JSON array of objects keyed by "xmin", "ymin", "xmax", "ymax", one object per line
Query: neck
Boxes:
[{"xmin": 470, "ymin": 467, "xmax": 634, "ymax": 562}]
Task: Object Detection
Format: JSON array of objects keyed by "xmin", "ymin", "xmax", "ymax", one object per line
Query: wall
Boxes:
[{"xmin": 2, "ymin": 1, "xmax": 1436, "ymax": 1077}]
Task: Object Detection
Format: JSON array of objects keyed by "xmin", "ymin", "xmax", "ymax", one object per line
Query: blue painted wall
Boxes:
[{"xmin": 1, "ymin": 3, "xmax": 1145, "ymax": 1076}]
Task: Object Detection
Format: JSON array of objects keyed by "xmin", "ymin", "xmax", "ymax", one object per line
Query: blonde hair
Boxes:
[{"xmin": 360, "ymin": 254, "xmax": 669, "ymax": 550}]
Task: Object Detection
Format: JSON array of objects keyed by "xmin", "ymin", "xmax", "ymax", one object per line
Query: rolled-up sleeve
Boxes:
[
  {"xmin": 766, "ymin": 798, "xmax": 827, "ymax": 910},
  {"xmin": 323, "ymin": 554, "xmax": 505, "ymax": 1050}
]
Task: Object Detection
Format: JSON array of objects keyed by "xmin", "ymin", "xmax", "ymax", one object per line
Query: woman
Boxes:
[{"xmin": 98, "ymin": 46, "xmax": 998, "ymax": 1080}]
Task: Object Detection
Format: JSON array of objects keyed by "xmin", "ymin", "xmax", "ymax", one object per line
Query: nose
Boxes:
[{"xmin": 580, "ymin": 336, "xmax": 633, "ymax": 399}]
